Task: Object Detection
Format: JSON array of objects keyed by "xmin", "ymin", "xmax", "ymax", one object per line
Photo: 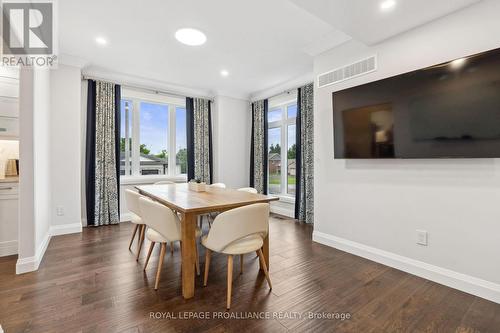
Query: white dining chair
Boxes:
[
  {"xmin": 200, "ymin": 183, "xmax": 227, "ymax": 230},
  {"xmin": 125, "ymin": 189, "xmax": 147, "ymax": 261},
  {"xmin": 202, "ymin": 203, "xmax": 272, "ymax": 309},
  {"xmin": 139, "ymin": 196, "xmax": 202, "ymax": 290},
  {"xmin": 208, "ymin": 183, "xmax": 226, "ymax": 189},
  {"xmin": 154, "ymin": 180, "xmax": 175, "ymax": 185},
  {"xmin": 237, "ymin": 187, "xmax": 258, "ymax": 194},
  {"xmin": 155, "ymin": 179, "xmax": 179, "ymax": 253}
]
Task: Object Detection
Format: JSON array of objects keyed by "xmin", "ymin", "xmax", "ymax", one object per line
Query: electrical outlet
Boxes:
[
  {"xmin": 56, "ymin": 206, "xmax": 65, "ymax": 216},
  {"xmin": 416, "ymin": 230, "xmax": 428, "ymax": 246}
]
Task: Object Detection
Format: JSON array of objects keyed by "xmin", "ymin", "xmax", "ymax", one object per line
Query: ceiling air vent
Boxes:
[{"xmin": 317, "ymin": 55, "xmax": 377, "ymax": 88}]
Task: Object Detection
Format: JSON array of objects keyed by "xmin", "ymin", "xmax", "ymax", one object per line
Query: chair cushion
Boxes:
[
  {"xmin": 130, "ymin": 213, "xmax": 144, "ymax": 225},
  {"xmin": 146, "ymin": 226, "xmax": 202, "ymax": 243},
  {"xmin": 202, "ymin": 234, "xmax": 263, "ymax": 255}
]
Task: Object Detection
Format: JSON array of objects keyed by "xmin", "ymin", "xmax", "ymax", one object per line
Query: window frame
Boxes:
[
  {"xmin": 268, "ymin": 98, "xmax": 297, "ymax": 198},
  {"xmin": 121, "ymin": 89, "xmax": 187, "ymax": 181}
]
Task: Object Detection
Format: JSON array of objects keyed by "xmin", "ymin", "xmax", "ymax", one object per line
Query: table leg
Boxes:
[
  {"xmin": 181, "ymin": 212, "xmax": 197, "ymax": 299},
  {"xmin": 260, "ymin": 234, "xmax": 269, "ymax": 271}
]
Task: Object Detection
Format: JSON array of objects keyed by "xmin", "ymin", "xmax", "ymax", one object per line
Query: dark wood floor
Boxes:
[{"xmin": 1, "ymin": 216, "xmax": 499, "ymax": 333}]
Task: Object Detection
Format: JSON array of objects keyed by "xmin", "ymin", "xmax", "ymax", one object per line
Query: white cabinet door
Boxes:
[
  {"xmin": 0, "ymin": 184, "xmax": 18, "ymax": 256},
  {"xmin": 0, "ymin": 98, "xmax": 18, "ymax": 118},
  {"xmin": 0, "ymin": 116, "xmax": 19, "ymax": 139}
]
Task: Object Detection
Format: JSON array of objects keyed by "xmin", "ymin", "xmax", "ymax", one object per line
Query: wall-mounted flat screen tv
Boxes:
[{"xmin": 333, "ymin": 47, "xmax": 500, "ymax": 159}]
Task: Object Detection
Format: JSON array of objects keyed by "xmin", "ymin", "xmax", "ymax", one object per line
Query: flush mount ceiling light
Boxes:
[
  {"xmin": 95, "ymin": 37, "xmax": 108, "ymax": 46},
  {"xmin": 450, "ymin": 57, "xmax": 467, "ymax": 69},
  {"xmin": 380, "ymin": 0, "xmax": 396, "ymax": 11},
  {"xmin": 175, "ymin": 28, "xmax": 207, "ymax": 46},
  {"xmin": 220, "ymin": 70, "xmax": 229, "ymax": 77}
]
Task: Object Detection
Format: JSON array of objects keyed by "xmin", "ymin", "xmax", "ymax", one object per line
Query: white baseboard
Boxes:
[
  {"xmin": 270, "ymin": 205, "xmax": 293, "ymax": 218},
  {"xmin": 15, "ymin": 222, "xmax": 83, "ymax": 274},
  {"xmin": 270, "ymin": 201, "xmax": 294, "ymax": 218},
  {"xmin": 312, "ymin": 230, "xmax": 500, "ymax": 304},
  {"xmin": 49, "ymin": 222, "xmax": 82, "ymax": 236},
  {"xmin": 0, "ymin": 240, "xmax": 18, "ymax": 256},
  {"xmin": 16, "ymin": 231, "xmax": 51, "ymax": 274}
]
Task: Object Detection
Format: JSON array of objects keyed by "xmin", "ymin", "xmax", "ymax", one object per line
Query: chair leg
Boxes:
[
  {"xmin": 170, "ymin": 241, "xmax": 174, "ymax": 254},
  {"xmin": 136, "ymin": 225, "xmax": 145, "ymax": 261},
  {"xmin": 143, "ymin": 242, "xmax": 155, "ymax": 271},
  {"xmin": 227, "ymin": 255, "xmax": 233, "ymax": 309},
  {"xmin": 195, "ymin": 242, "xmax": 200, "ymax": 276},
  {"xmin": 137, "ymin": 224, "xmax": 142, "ymax": 246},
  {"xmin": 128, "ymin": 224, "xmax": 139, "ymax": 250},
  {"xmin": 257, "ymin": 249, "xmax": 272, "ymax": 290},
  {"xmin": 154, "ymin": 243, "xmax": 167, "ymax": 290},
  {"xmin": 240, "ymin": 254, "xmax": 244, "ymax": 275},
  {"xmin": 204, "ymin": 249, "xmax": 211, "ymax": 286}
]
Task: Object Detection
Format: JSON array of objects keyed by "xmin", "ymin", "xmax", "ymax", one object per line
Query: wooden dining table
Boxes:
[{"xmin": 136, "ymin": 183, "xmax": 279, "ymax": 299}]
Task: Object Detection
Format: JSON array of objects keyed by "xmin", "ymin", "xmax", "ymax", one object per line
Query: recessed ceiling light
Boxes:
[
  {"xmin": 220, "ymin": 70, "xmax": 229, "ymax": 77},
  {"xmin": 175, "ymin": 28, "xmax": 207, "ymax": 46},
  {"xmin": 95, "ymin": 37, "xmax": 107, "ymax": 46},
  {"xmin": 380, "ymin": 0, "xmax": 396, "ymax": 11},
  {"xmin": 450, "ymin": 58, "xmax": 467, "ymax": 69}
]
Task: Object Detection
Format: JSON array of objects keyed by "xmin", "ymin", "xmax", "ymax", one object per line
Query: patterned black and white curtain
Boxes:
[
  {"xmin": 186, "ymin": 97, "xmax": 213, "ymax": 184},
  {"xmin": 85, "ymin": 80, "xmax": 121, "ymax": 226},
  {"xmin": 295, "ymin": 83, "xmax": 314, "ymax": 224},
  {"xmin": 250, "ymin": 99, "xmax": 268, "ymax": 194}
]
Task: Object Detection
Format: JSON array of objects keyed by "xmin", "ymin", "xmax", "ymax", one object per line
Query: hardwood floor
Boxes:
[{"xmin": 1, "ymin": 216, "xmax": 499, "ymax": 332}]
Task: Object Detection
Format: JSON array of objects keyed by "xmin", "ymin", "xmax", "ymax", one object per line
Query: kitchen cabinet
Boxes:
[
  {"xmin": 0, "ymin": 116, "xmax": 19, "ymax": 139},
  {"xmin": 0, "ymin": 181, "xmax": 18, "ymax": 256},
  {"xmin": 0, "ymin": 70, "xmax": 19, "ymax": 140}
]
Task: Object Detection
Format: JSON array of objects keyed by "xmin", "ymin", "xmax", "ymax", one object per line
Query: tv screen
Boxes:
[{"xmin": 332, "ymin": 47, "xmax": 500, "ymax": 159}]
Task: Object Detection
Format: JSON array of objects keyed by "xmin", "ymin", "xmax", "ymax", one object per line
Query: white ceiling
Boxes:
[
  {"xmin": 59, "ymin": 0, "xmax": 483, "ymax": 99},
  {"xmin": 289, "ymin": 0, "xmax": 481, "ymax": 45}
]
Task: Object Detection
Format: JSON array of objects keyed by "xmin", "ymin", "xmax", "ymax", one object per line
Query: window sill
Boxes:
[{"xmin": 120, "ymin": 175, "xmax": 187, "ymax": 185}]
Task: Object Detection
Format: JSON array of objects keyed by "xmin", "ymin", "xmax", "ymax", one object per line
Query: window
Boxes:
[
  {"xmin": 139, "ymin": 102, "xmax": 169, "ymax": 175},
  {"xmin": 120, "ymin": 89, "xmax": 187, "ymax": 178},
  {"xmin": 268, "ymin": 98, "xmax": 297, "ymax": 196},
  {"xmin": 268, "ymin": 127, "xmax": 281, "ymax": 194},
  {"xmin": 120, "ymin": 100, "xmax": 133, "ymax": 176},
  {"xmin": 175, "ymin": 106, "xmax": 187, "ymax": 174}
]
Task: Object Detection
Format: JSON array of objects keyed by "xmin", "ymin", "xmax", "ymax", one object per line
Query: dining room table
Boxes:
[{"xmin": 135, "ymin": 182, "xmax": 279, "ymax": 299}]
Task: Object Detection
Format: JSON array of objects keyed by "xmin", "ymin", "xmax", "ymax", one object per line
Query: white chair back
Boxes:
[
  {"xmin": 125, "ymin": 189, "xmax": 142, "ymax": 217},
  {"xmin": 237, "ymin": 187, "xmax": 258, "ymax": 194},
  {"xmin": 209, "ymin": 183, "xmax": 226, "ymax": 188},
  {"xmin": 154, "ymin": 180, "xmax": 174, "ymax": 185},
  {"xmin": 138, "ymin": 197, "xmax": 181, "ymax": 241},
  {"xmin": 204, "ymin": 203, "xmax": 270, "ymax": 252}
]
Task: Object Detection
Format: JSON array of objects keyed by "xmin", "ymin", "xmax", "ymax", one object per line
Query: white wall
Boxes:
[
  {"xmin": 18, "ymin": 67, "xmax": 35, "ymax": 262},
  {"xmin": 33, "ymin": 68, "xmax": 51, "ymax": 253},
  {"xmin": 313, "ymin": 0, "xmax": 500, "ymax": 303},
  {"xmin": 213, "ymin": 95, "xmax": 251, "ymax": 188},
  {"xmin": 16, "ymin": 64, "xmax": 82, "ymax": 272},
  {"xmin": 50, "ymin": 64, "xmax": 82, "ymax": 234},
  {"xmin": 17, "ymin": 67, "xmax": 52, "ymax": 274}
]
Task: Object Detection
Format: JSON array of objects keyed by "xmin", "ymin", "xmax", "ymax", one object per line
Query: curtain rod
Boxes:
[
  {"xmin": 81, "ymin": 74, "xmax": 214, "ymax": 102},
  {"xmin": 265, "ymin": 89, "xmax": 297, "ymax": 101},
  {"xmin": 252, "ymin": 81, "xmax": 313, "ymax": 102},
  {"xmin": 250, "ymin": 88, "xmax": 297, "ymax": 104}
]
